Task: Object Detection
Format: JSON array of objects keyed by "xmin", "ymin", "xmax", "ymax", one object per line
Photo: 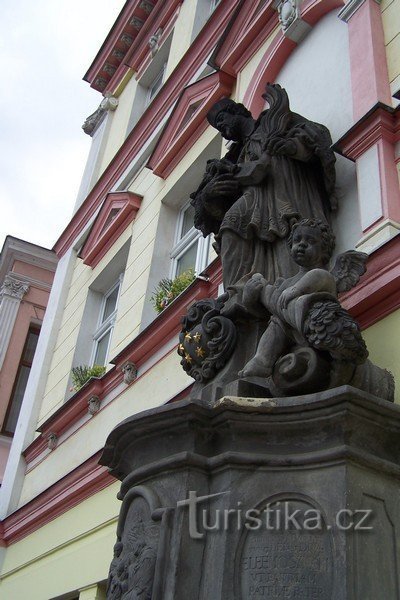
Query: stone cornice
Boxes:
[{"xmin": 83, "ymin": 0, "xmax": 158, "ymax": 92}]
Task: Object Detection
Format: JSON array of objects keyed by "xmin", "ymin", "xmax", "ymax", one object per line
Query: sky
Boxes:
[{"xmin": 0, "ymin": 0, "xmax": 127, "ymax": 251}]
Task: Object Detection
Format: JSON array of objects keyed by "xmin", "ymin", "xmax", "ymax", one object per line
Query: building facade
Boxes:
[
  {"xmin": 0, "ymin": 237, "xmax": 57, "ymax": 485},
  {"xmin": 0, "ymin": 0, "xmax": 399, "ymax": 598}
]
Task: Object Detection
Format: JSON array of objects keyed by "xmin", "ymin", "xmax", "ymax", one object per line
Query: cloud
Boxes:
[{"xmin": 0, "ymin": 0, "xmax": 126, "ymax": 249}]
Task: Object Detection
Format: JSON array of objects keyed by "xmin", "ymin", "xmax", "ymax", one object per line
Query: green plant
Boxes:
[
  {"xmin": 70, "ymin": 364, "xmax": 106, "ymax": 392},
  {"xmin": 150, "ymin": 268, "xmax": 196, "ymax": 313}
]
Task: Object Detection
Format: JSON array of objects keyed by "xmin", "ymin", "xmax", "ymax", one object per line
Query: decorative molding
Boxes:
[
  {"xmin": 79, "ymin": 191, "xmax": 142, "ymax": 268},
  {"xmin": 46, "ymin": 433, "xmax": 58, "ymax": 450},
  {"xmin": 121, "ymin": 361, "xmax": 138, "ymax": 384},
  {"xmin": 82, "ymin": 94, "xmax": 119, "ymax": 137},
  {"xmin": 333, "ymin": 104, "xmax": 400, "ymax": 232},
  {"xmin": 243, "ymin": 0, "xmax": 344, "ymax": 115},
  {"xmin": 88, "ymin": 395, "xmax": 101, "ymax": 415},
  {"xmin": 0, "ymin": 275, "xmax": 29, "ymax": 301},
  {"xmin": 0, "ymin": 451, "xmax": 113, "ymax": 546},
  {"xmin": 83, "ymin": 0, "xmax": 176, "ymax": 93},
  {"xmin": 148, "ymin": 70, "xmax": 235, "ymax": 178},
  {"xmin": 338, "ymin": 0, "xmax": 373, "ymax": 22},
  {"xmin": 209, "ymin": 0, "xmax": 278, "ymax": 76},
  {"xmin": 54, "ymin": 0, "xmax": 239, "ymax": 258}
]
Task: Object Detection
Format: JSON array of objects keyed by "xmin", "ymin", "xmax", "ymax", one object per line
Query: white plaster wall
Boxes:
[{"xmin": 274, "ymin": 9, "xmax": 362, "ymax": 252}]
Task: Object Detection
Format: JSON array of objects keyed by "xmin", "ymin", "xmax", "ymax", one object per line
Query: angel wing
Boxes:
[{"xmin": 330, "ymin": 250, "xmax": 368, "ymax": 293}]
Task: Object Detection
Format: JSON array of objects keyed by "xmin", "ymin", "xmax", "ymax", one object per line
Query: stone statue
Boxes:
[
  {"xmin": 179, "ymin": 83, "xmax": 394, "ymax": 403},
  {"xmin": 239, "ymin": 218, "xmax": 368, "ymax": 378},
  {"xmin": 190, "ymin": 83, "xmax": 336, "ymax": 317}
]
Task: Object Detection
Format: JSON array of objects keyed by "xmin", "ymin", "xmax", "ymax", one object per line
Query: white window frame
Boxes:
[
  {"xmin": 90, "ymin": 275, "xmax": 123, "ymax": 367},
  {"xmin": 170, "ymin": 202, "xmax": 209, "ymax": 278}
]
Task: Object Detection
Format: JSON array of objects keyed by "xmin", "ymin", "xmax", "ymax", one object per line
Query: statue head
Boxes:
[
  {"xmin": 288, "ymin": 218, "xmax": 335, "ymax": 267},
  {"xmin": 207, "ymin": 98, "xmax": 252, "ymax": 141}
]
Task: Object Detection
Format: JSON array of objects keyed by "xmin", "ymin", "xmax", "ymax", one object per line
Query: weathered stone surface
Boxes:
[{"xmin": 101, "ymin": 386, "xmax": 400, "ymax": 599}]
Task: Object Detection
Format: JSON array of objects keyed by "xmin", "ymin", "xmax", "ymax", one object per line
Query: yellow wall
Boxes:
[
  {"xmin": 363, "ymin": 308, "xmax": 400, "ymax": 404},
  {"xmin": 0, "ymin": 483, "xmax": 120, "ymax": 600},
  {"xmin": 382, "ymin": 0, "xmax": 400, "ymax": 95}
]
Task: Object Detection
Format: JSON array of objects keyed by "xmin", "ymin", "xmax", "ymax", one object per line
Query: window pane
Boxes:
[
  {"xmin": 103, "ymin": 285, "xmax": 119, "ymax": 322},
  {"xmin": 148, "ymin": 69, "xmax": 164, "ymax": 101},
  {"xmin": 181, "ymin": 204, "xmax": 195, "ymax": 238},
  {"xmin": 176, "ymin": 242, "xmax": 197, "ymax": 276},
  {"xmin": 4, "ymin": 365, "xmax": 31, "ymax": 434},
  {"xmin": 94, "ymin": 330, "xmax": 111, "ymax": 366},
  {"xmin": 23, "ymin": 329, "xmax": 40, "ymax": 364}
]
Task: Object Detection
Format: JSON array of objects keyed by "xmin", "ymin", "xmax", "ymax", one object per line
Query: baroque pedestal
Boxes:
[{"xmin": 101, "ymin": 386, "xmax": 400, "ymax": 600}]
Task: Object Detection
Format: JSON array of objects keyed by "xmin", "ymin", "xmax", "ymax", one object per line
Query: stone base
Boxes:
[{"xmin": 101, "ymin": 386, "xmax": 400, "ymax": 600}]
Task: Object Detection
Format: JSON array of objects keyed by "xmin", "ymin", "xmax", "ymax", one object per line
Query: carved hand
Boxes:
[
  {"xmin": 264, "ymin": 136, "xmax": 297, "ymax": 156},
  {"xmin": 278, "ymin": 286, "xmax": 299, "ymax": 311},
  {"xmin": 201, "ymin": 173, "xmax": 241, "ymax": 202}
]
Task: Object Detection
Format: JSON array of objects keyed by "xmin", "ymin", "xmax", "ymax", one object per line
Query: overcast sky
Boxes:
[{"xmin": 0, "ymin": 0, "xmax": 126, "ymax": 251}]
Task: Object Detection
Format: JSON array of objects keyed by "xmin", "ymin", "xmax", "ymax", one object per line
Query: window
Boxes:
[
  {"xmin": 91, "ymin": 277, "xmax": 122, "ymax": 367},
  {"xmin": 170, "ymin": 203, "xmax": 209, "ymax": 277},
  {"xmin": 146, "ymin": 63, "xmax": 166, "ymax": 106},
  {"xmin": 2, "ymin": 326, "xmax": 40, "ymax": 435}
]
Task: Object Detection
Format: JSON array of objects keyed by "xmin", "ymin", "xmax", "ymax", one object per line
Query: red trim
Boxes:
[
  {"xmin": 80, "ymin": 192, "xmax": 142, "ymax": 268},
  {"xmin": 1, "ymin": 383, "xmax": 193, "ymax": 547},
  {"xmin": 23, "ymin": 259, "xmax": 222, "ymax": 466},
  {"xmin": 211, "ymin": 0, "xmax": 278, "ymax": 76},
  {"xmin": 53, "ymin": 0, "xmax": 241, "ymax": 259},
  {"xmin": 334, "ymin": 104, "xmax": 400, "ymax": 228},
  {"xmin": 243, "ymin": 0, "xmax": 344, "ymax": 115},
  {"xmin": 84, "ymin": 0, "xmax": 159, "ymax": 92},
  {"xmin": 342, "ymin": 234, "xmax": 400, "ymax": 329},
  {"xmin": 1, "ymin": 452, "xmax": 113, "ymax": 546},
  {"xmin": 124, "ymin": 1, "xmax": 181, "ymax": 75},
  {"xmin": 148, "ymin": 71, "xmax": 235, "ymax": 179}
]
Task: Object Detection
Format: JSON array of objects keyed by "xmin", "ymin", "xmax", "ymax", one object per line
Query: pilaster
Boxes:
[{"xmin": 0, "ymin": 274, "xmax": 29, "ymax": 370}]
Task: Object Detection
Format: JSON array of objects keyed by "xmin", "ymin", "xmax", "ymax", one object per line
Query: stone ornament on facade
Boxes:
[
  {"xmin": 0, "ymin": 275, "xmax": 29, "ymax": 301},
  {"xmin": 88, "ymin": 395, "xmax": 101, "ymax": 416},
  {"xmin": 82, "ymin": 94, "xmax": 119, "ymax": 137},
  {"xmin": 149, "ymin": 28, "xmax": 163, "ymax": 57},
  {"xmin": 47, "ymin": 432, "xmax": 58, "ymax": 450},
  {"xmin": 273, "ymin": 0, "xmax": 311, "ymax": 43},
  {"xmin": 121, "ymin": 361, "xmax": 138, "ymax": 385},
  {"xmin": 140, "ymin": 0, "xmax": 155, "ymax": 14}
]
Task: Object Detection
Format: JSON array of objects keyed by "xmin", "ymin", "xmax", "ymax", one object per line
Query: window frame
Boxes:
[
  {"xmin": 145, "ymin": 62, "xmax": 167, "ymax": 106},
  {"xmin": 170, "ymin": 201, "xmax": 210, "ymax": 278},
  {"xmin": 2, "ymin": 325, "xmax": 41, "ymax": 436},
  {"xmin": 90, "ymin": 275, "xmax": 123, "ymax": 367}
]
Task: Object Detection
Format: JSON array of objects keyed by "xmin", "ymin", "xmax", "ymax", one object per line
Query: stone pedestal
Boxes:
[{"xmin": 101, "ymin": 386, "xmax": 400, "ymax": 600}]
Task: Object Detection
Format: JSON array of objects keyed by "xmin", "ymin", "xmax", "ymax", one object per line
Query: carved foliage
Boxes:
[{"xmin": 178, "ymin": 298, "xmax": 237, "ymax": 382}]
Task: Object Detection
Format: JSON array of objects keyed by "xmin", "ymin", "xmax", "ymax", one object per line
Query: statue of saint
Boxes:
[{"xmin": 190, "ymin": 84, "xmax": 337, "ymax": 317}]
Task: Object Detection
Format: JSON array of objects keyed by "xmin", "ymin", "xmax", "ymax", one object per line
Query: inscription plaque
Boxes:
[{"xmin": 237, "ymin": 498, "xmax": 333, "ymax": 600}]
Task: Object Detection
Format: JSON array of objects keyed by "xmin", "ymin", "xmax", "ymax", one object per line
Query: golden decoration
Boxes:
[
  {"xmin": 184, "ymin": 353, "xmax": 193, "ymax": 364},
  {"xmin": 193, "ymin": 332, "xmax": 201, "ymax": 343},
  {"xmin": 178, "ymin": 343, "xmax": 185, "ymax": 354},
  {"xmin": 184, "ymin": 332, "xmax": 192, "ymax": 342},
  {"xmin": 195, "ymin": 346, "xmax": 205, "ymax": 358}
]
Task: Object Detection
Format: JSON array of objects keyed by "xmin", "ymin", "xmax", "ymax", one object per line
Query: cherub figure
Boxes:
[{"xmin": 239, "ymin": 219, "xmax": 368, "ymax": 378}]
